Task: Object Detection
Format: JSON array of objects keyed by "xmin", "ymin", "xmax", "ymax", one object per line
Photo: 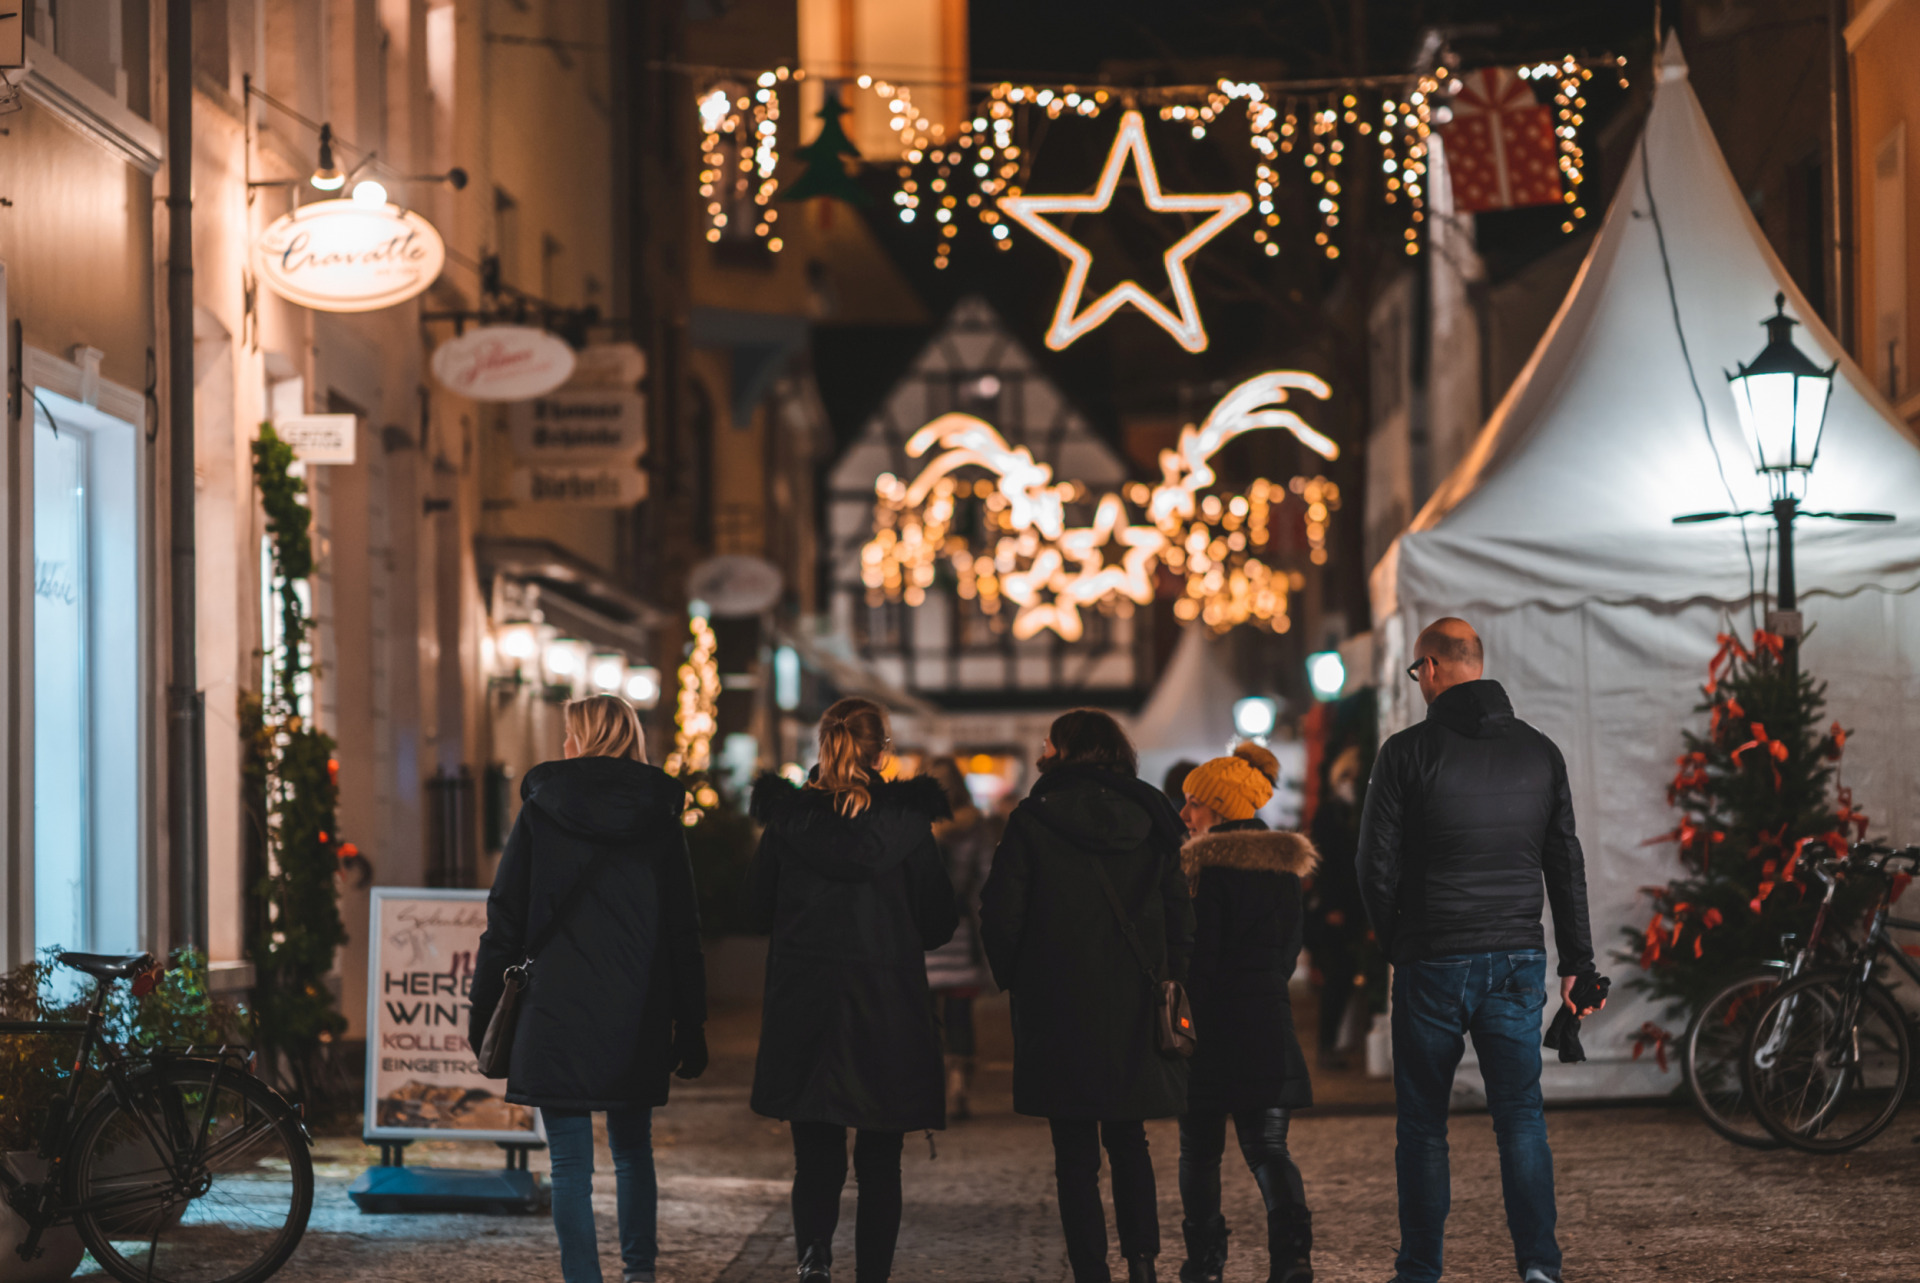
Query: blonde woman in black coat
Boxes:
[
  {"xmin": 1176, "ymin": 743, "xmax": 1319, "ymax": 1283},
  {"xmin": 749, "ymin": 697, "xmax": 959, "ymax": 1283},
  {"xmin": 470, "ymin": 696, "xmax": 706, "ymax": 1283}
]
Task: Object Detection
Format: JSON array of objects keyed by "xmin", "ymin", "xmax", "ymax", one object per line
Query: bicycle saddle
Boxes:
[{"xmin": 57, "ymin": 951, "xmax": 154, "ymax": 980}]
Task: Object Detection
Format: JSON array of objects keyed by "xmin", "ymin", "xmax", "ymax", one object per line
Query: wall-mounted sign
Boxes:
[
  {"xmin": 507, "ymin": 389, "xmax": 646, "ymax": 461},
  {"xmin": 510, "ymin": 463, "xmax": 648, "ymax": 506},
  {"xmin": 688, "ymin": 554, "xmax": 784, "ymax": 617},
  {"xmin": 431, "ymin": 325, "xmax": 577, "ymax": 402},
  {"xmin": 364, "ymin": 888, "xmax": 543, "ymax": 1143},
  {"xmin": 276, "ymin": 413, "xmax": 357, "ymax": 465},
  {"xmin": 568, "ymin": 342, "xmax": 648, "ymax": 388},
  {"xmin": 253, "ymin": 199, "xmax": 446, "ymax": 313}
]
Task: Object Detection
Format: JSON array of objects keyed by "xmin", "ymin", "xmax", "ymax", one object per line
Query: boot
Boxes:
[
  {"xmin": 1266, "ymin": 1207, "xmax": 1312, "ymax": 1283},
  {"xmin": 1125, "ymin": 1257, "xmax": 1158, "ymax": 1283},
  {"xmin": 1178, "ymin": 1217, "xmax": 1228, "ymax": 1283},
  {"xmin": 797, "ymin": 1244, "xmax": 831, "ymax": 1282},
  {"xmin": 945, "ymin": 1054, "xmax": 975, "ymax": 1121}
]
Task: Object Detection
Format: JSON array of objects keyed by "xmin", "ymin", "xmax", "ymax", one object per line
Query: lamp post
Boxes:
[{"xmin": 1675, "ymin": 293, "xmax": 1892, "ymax": 669}]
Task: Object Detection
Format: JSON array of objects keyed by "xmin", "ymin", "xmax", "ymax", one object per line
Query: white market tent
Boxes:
[
  {"xmin": 1132, "ymin": 626, "xmax": 1308, "ymax": 825},
  {"xmin": 1371, "ymin": 34, "xmax": 1920, "ymax": 1097}
]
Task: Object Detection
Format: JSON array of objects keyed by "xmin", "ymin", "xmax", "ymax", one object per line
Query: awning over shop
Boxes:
[{"xmin": 475, "ymin": 536, "xmax": 668, "ymax": 655}]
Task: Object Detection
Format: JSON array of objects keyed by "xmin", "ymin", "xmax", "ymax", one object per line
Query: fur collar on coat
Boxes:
[{"xmin": 1181, "ymin": 825, "xmax": 1319, "ymax": 892}]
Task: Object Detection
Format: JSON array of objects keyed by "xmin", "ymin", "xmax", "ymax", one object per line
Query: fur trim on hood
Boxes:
[
  {"xmin": 749, "ymin": 772, "xmax": 952, "ymax": 825},
  {"xmin": 1181, "ymin": 827, "xmax": 1319, "ymax": 889}
]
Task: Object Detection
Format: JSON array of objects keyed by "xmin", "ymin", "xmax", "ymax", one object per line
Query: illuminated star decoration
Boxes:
[{"xmin": 998, "ymin": 109, "xmax": 1253, "ymax": 353}]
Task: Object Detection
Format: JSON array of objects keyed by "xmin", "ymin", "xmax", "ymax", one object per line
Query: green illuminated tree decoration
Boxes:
[{"xmin": 783, "ymin": 85, "xmax": 869, "ymax": 206}]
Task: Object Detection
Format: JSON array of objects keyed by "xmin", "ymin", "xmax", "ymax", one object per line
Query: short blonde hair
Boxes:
[{"xmin": 565, "ymin": 695, "xmax": 647, "ymax": 762}]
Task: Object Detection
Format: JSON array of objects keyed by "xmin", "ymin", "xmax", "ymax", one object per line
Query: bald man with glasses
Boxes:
[{"xmin": 1357, "ymin": 618, "xmax": 1599, "ymax": 1283}]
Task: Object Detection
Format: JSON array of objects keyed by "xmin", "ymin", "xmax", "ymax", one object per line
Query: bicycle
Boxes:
[
  {"xmin": 1679, "ymin": 849, "xmax": 1850, "ymax": 1148},
  {"xmin": 0, "ymin": 951, "xmax": 314, "ymax": 1283},
  {"xmin": 1742, "ymin": 841, "xmax": 1920, "ymax": 1153}
]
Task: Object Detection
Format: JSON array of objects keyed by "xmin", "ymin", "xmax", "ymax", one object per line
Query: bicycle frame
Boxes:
[{"xmin": 0, "ymin": 975, "xmax": 247, "ymax": 1263}]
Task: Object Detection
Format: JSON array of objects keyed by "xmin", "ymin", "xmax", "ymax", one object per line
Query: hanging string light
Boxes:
[{"xmin": 693, "ymin": 58, "xmax": 1623, "ymax": 269}]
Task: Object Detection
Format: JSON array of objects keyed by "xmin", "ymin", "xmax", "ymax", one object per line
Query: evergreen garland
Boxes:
[
  {"xmin": 243, "ymin": 424, "xmax": 348, "ymax": 1105},
  {"xmin": 1625, "ymin": 629, "xmax": 1870, "ymax": 1037}
]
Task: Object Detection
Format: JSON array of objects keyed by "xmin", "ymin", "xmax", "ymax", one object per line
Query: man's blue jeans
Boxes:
[
  {"xmin": 1391, "ymin": 951, "xmax": 1560, "ymax": 1283},
  {"xmin": 542, "ymin": 1108, "xmax": 657, "ymax": 1283}
]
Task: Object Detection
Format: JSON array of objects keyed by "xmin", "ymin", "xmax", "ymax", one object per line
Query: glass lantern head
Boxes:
[{"xmin": 1726, "ymin": 293, "xmax": 1836, "ymax": 495}]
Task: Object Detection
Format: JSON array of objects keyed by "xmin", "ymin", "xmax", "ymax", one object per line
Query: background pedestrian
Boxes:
[
  {"xmin": 469, "ymin": 695, "xmax": 707, "ymax": 1283},
  {"xmin": 1176, "ymin": 743, "xmax": 1319, "ymax": 1283},
  {"xmin": 749, "ymin": 698, "xmax": 959, "ymax": 1283},
  {"xmin": 1356, "ymin": 618, "xmax": 1602, "ymax": 1283},
  {"xmin": 1304, "ymin": 746, "xmax": 1367, "ymax": 1068},
  {"xmin": 980, "ymin": 709, "xmax": 1194, "ymax": 1283},
  {"xmin": 922, "ymin": 756, "xmax": 996, "ymax": 1121}
]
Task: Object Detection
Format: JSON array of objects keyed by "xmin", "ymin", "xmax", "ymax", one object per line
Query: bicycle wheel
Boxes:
[
  {"xmin": 1681, "ymin": 971, "xmax": 1784, "ymax": 1149},
  {"xmin": 1744, "ymin": 972, "xmax": 1912, "ymax": 1153},
  {"xmin": 68, "ymin": 1060, "xmax": 313, "ymax": 1283}
]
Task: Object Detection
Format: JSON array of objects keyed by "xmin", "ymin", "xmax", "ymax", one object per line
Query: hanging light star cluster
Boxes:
[
  {"xmin": 688, "ymin": 55, "xmax": 1626, "ymax": 268},
  {"xmin": 861, "ymin": 372, "xmax": 1338, "ymax": 639}
]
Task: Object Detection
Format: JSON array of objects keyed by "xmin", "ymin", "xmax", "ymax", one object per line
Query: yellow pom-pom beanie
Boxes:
[{"xmin": 1182, "ymin": 741, "xmax": 1279, "ymax": 822}]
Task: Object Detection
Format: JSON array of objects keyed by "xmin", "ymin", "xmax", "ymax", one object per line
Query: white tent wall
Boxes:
[
  {"xmin": 1379, "ymin": 590, "xmax": 1920, "ymax": 1099},
  {"xmin": 1371, "ymin": 34, "xmax": 1920, "ymax": 1100}
]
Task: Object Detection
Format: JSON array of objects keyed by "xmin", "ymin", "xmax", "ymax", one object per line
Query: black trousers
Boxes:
[
  {"xmin": 1048, "ymin": 1118, "xmax": 1160, "ymax": 1282},
  {"xmin": 1178, "ymin": 1108, "xmax": 1310, "ymax": 1229},
  {"xmin": 789, "ymin": 1122, "xmax": 905, "ymax": 1283}
]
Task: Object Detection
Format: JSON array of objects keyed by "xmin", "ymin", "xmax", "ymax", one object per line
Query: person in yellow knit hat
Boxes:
[{"xmin": 1176, "ymin": 742, "xmax": 1319, "ymax": 1283}]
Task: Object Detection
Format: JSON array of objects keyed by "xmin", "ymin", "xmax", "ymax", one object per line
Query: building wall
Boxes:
[
  {"xmin": 1850, "ymin": 0, "xmax": 1920, "ymax": 421},
  {"xmin": 0, "ymin": 18, "xmax": 162, "ymax": 966}
]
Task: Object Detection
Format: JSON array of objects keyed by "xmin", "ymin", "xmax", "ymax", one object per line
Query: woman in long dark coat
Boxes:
[
  {"xmin": 749, "ymin": 697, "xmax": 958, "ymax": 1283},
  {"xmin": 1175, "ymin": 743, "xmax": 1318, "ymax": 1283},
  {"xmin": 980, "ymin": 710, "xmax": 1194, "ymax": 1283},
  {"xmin": 470, "ymin": 696, "xmax": 707, "ymax": 1283}
]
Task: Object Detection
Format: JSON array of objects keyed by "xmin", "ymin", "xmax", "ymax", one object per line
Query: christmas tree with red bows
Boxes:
[{"xmin": 1627, "ymin": 629, "xmax": 1868, "ymax": 1027}]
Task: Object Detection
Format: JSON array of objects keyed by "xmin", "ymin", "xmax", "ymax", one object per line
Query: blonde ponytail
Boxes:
[{"xmin": 810, "ymin": 697, "xmax": 890, "ymax": 816}]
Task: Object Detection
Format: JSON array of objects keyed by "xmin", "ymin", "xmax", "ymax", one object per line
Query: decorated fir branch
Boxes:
[
  {"xmin": 242, "ymin": 423, "xmax": 350, "ymax": 1107},
  {"xmin": 1624, "ymin": 628, "xmax": 1872, "ymax": 1050}
]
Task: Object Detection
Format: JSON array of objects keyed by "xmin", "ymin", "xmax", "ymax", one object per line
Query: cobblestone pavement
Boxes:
[{"xmin": 280, "ymin": 999, "xmax": 1920, "ymax": 1283}]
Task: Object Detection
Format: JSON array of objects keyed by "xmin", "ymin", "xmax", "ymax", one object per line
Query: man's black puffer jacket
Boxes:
[{"xmin": 1354, "ymin": 679, "xmax": 1595, "ymax": 976}]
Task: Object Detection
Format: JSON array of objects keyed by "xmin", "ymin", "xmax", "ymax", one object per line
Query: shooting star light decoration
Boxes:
[{"xmin": 863, "ymin": 371, "xmax": 1338, "ymax": 638}]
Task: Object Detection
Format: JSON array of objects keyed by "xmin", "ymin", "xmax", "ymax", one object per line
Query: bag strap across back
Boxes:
[
  {"xmin": 519, "ymin": 840, "xmax": 623, "ymax": 966},
  {"xmin": 1078, "ymin": 845, "xmax": 1164, "ymax": 989}
]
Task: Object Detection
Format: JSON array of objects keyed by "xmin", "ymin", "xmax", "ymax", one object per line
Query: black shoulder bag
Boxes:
[
  {"xmin": 1081, "ymin": 849, "xmax": 1196, "ymax": 1060},
  {"xmin": 476, "ymin": 845, "xmax": 619, "ymax": 1079}
]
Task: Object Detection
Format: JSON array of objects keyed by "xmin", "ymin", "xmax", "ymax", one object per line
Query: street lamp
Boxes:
[{"xmin": 1675, "ymin": 293, "xmax": 1891, "ymax": 661}]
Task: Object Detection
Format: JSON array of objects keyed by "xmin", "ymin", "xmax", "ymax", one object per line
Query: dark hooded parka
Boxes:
[
  {"xmin": 1181, "ymin": 818, "xmax": 1319, "ymax": 1113},
  {"xmin": 979, "ymin": 762, "xmax": 1196, "ymax": 1121},
  {"xmin": 748, "ymin": 774, "xmax": 959, "ymax": 1133},
  {"xmin": 469, "ymin": 757, "xmax": 706, "ymax": 1110}
]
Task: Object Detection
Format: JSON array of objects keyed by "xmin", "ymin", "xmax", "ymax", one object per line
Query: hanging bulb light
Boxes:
[
  {"xmin": 311, "ymin": 123, "xmax": 345, "ymax": 190},
  {"xmin": 351, "ymin": 178, "xmax": 388, "ymax": 208}
]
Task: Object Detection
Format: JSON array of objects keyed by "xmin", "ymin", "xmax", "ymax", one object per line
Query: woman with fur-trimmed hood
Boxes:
[
  {"xmin": 748, "ymin": 698, "xmax": 958, "ymax": 1283},
  {"xmin": 1175, "ymin": 742, "xmax": 1319, "ymax": 1283}
]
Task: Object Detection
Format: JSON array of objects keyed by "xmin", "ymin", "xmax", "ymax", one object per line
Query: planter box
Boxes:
[{"xmin": 0, "ymin": 1154, "xmax": 82, "ymax": 1283}]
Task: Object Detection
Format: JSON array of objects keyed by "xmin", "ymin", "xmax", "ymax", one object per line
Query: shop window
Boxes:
[{"xmin": 33, "ymin": 389, "xmax": 140, "ymax": 955}]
